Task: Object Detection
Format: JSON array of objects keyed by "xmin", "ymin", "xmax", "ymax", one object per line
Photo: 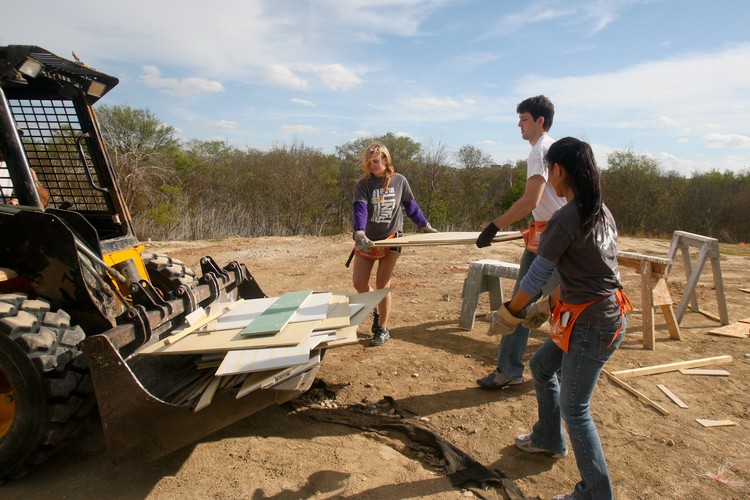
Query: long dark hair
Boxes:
[{"xmin": 545, "ymin": 137, "xmax": 603, "ymax": 236}]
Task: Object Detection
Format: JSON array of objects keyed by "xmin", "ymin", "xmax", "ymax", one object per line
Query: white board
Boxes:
[
  {"xmin": 212, "ymin": 297, "xmax": 279, "ymax": 331},
  {"xmin": 290, "ymin": 292, "xmax": 332, "ymax": 322}
]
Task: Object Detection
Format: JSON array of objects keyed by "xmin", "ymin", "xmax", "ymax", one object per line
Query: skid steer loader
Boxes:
[{"xmin": 0, "ymin": 45, "xmax": 320, "ymax": 481}]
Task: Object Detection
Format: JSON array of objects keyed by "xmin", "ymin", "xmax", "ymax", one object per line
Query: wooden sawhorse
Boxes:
[
  {"xmin": 666, "ymin": 231, "xmax": 729, "ymax": 325},
  {"xmin": 459, "ymin": 259, "xmax": 519, "ymax": 330},
  {"xmin": 617, "ymin": 252, "xmax": 682, "ymax": 350}
]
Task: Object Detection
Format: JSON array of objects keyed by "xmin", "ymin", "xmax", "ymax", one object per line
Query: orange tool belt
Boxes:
[
  {"xmin": 521, "ymin": 220, "xmax": 548, "ymax": 253},
  {"xmin": 549, "ymin": 289, "xmax": 633, "ymax": 352},
  {"xmin": 354, "ymin": 232, "xmax": 397, "ymax": 260}
]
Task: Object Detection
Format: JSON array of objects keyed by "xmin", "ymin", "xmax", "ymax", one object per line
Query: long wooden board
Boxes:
[
  {"xmin": 240, "ymin": 290, "xmax": 313, "ymax": 336},
  {"xmin": 603, "ymin": 370, "xmax": 669, "ymax": 415},
  {"xmin": 609, "ymin": 355, "xmax": 733, "ymax": 379},
  {"xmin": 137, "ymin": 319, "xmax": 319, "ymax": 355},
  {"xmin": 371, "ymin": 231, "xmax": 523, "ymax": 247}
]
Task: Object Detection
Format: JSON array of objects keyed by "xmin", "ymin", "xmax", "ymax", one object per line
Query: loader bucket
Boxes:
[{"xmin": 81, "ymin": 333, "xmax": 318, "ymax": 463}]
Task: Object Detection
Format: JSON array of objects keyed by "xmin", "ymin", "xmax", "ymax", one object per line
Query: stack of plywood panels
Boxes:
[{"xmin": 136, "ymin": 288, "xmax": 389, "ymax": 411}]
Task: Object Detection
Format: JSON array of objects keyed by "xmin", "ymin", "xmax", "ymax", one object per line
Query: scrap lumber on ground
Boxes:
[{"xmin": 609, "ymin": 355, "xmax": 733, "ymax": 379}]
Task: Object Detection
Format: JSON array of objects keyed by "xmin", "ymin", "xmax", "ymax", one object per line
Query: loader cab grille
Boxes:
[{"xmin": 10, "ymin": 97, "xmax": 110, "ymax": 212}]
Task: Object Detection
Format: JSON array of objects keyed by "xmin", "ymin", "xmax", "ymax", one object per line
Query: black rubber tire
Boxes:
[
  {"xmin": 0, "ymin": 293, "xmax": 92, "ymax": 482},
  {"xmin": 141, "ymin": 252, "xmax": 197, "ymax": 297}
]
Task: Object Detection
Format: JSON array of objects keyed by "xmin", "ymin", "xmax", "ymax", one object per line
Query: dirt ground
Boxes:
[{"xmin": 4, "ymin": 234, "xmax": 749, "ymax": 500}]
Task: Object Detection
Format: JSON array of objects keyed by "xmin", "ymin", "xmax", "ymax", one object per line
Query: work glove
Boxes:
[
  {"xmin": 353, "ymin": 230, "xmax": 373, "ymax": 252},
  {"xmin": 476, "ymin": 222, "xmax": 499, "ymax": 248},
  {"xmin": 486, "ymin": 302, "xmax": 525, "ymax": 336},
  {"xmin": 522, "ymin": 295, "xmax": 553, "ymax": 329},
  {"xmin": 418, "ymin": 223, "xmax": 439, "ymax": 233}
]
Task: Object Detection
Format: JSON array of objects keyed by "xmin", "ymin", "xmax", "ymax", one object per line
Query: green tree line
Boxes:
[{"xmin": 97, "ymin": 105, "xmax": 750, "ymax": 244}]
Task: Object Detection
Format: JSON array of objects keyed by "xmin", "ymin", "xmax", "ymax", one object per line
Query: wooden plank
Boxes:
[
  {"xmin": 371, "ymin": 231, "xmax": 523, "ymax": 247},
  {"xmin": 138, "ymin": 319, "xmax": 320, "ymax": 355},
  {"xmin": 194, "ymin": 377, "xmax": 221, "ymax": 412},
  {"xmin": 610, "ymin": 355, "xmax": 733, "ymax": 379},
  {"xmin": 603, "ymin": 370, "xmax": 669, "ymax": 415},
  {"xmin": 162, "ymin": 299, "xmax": 245, "ymax": 346},
  {"xmin": 679, "ymin": 368, "xmax": 730, "ymax": 376},
  {"xmin": 656, "ymin": 384, "xmax": 688, "ymax": 408},
  {"xmin": 696, "ymin": 419, "xmax": 737, "ymax": 428},
  {"xmin": 240, "ymin": 290, "xmax": 313, "ymax": 336},
  {"xmin": 707, "ymin": 322, "xmax": 750, "ymax": 338},
  {"xmin": 616, "ymin": 252, "xmax": 670, "ymax": 276}
]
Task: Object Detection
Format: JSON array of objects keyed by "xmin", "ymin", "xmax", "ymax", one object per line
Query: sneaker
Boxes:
[
  {"xmin": 514, "ymin": 432, "xmax": 567, "ymax": 459},
  {"xmin": 370, "ymin": 326, "xmax": 390, "ymax": 346},
  {"xmin": 551, "ymin": 493, "xmax": 575, "ymax": 500},
  {"xmin": 371, "ymin": 310, "xmax": 380, "ymax": 334},
  {"xmin": 476, "ymin": 369, "xmax": 523, "ymax": 389}
]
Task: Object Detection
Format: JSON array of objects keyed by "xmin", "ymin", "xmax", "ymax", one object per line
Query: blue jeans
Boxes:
[
  {"xmin": 528, "ymin": 317, "xmax": 625, "ymax": 500},
  {"xmin": 496, "ymin": 248, "xmax": 559, "ymax": 379}
]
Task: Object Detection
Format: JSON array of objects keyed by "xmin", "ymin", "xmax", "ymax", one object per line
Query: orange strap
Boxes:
[
  {"xmin": 521, "ymin": 221, "xmax": 548, "ymax": 253},
  {"xmin": 354, "ymin": 232, "xmax": 397, "ymax": 260},
  {"xmin": 549, "ymin": 289, "xmax": 633, "ymax": 352}
]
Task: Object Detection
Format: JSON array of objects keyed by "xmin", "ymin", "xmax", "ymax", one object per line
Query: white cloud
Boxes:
[
  {"xmin": 314, "ymin": 64, "xmax": 362, "ymax": 90},
  {"xmin": 280, "ymin": 124, "xmax": 320, "ymax": 134},
  {"xmin": 353, "ymin": 130, "xmax": 373, "ymax": 138},
  {"xmin": 263, "ymin": 65, "xmax": 308, "ymax": 90},
  {"xmin": 290, "ymin": 98, "xmax": 315, "ymax": 107},
  {"xmin": 704, "ymin": 133, "xmax": 750, "ymax": 150},
  {"xmin": 203, "ymin": 120, "xmax": 239, "ymax": 130},
  {"xmin": 138, "ymin": 65, "xmax": 224, "ymax": 97}
]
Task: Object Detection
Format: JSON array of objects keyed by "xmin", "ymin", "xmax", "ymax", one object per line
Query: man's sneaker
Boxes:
[
  {"xmin": 476, "ymin": 369, "xmax": 523, "ymax": 389},
  {"xmin": 371, "ymin": 310, "xmax": 380, "ymax": 334},
  {"xmin": 514, "ymin": 432, "xmax": 567, "ymax": 459},
  {"xmin": 370, "ymin": 326, "xmax": 390, "ymax": 346}
]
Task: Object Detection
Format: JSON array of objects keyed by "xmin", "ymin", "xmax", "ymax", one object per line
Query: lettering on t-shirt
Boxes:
[{"xmin": 370, "ymin": 187, "xmax": 396, "ymax": 223}]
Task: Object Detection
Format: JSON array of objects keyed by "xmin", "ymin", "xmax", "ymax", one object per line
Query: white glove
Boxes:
[
  {"xmin": 353, "ymin": 230, "xmax": 373, "ymax": 252},
  {"xmin": 418, "ymin": 223, "xmax": 438, "ymax": 233},
  {"xmin": 523, "ymin": 295, "xmax": 553, "ymax": 329},
  {"xmin": 486, "ymin": 302, "xmax": 525, "ymax": 336}
]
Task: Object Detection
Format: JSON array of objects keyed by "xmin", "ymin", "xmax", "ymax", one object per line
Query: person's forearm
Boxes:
[
  {"xmin": 508, "ymin": 290, "xmax": 533, "ymax": 315},
  {"xmin": 492, "ymin": 195, "xmax": 537, "ymax": 228}
]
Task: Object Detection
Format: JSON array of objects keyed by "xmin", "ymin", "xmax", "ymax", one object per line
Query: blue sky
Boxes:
[{"xmin": 4, "ymin": 1, "xmax": 750, "ymax": 176}]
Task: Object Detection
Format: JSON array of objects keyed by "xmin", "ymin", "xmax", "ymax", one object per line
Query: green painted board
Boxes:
[{"xmin": 240, "ymin": 290, "xmax": 313, "ymax": 336}]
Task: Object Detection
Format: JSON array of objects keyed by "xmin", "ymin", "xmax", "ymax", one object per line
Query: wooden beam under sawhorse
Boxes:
[
  {"xmin": 617, "ymin": 252, "xmax": 682, "ymax": 350},
  {"xmin": 666, "ymin": 231, "xmax": 729, "ymax": 325}
]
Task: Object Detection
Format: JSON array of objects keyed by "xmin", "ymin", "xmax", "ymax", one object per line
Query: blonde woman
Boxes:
[{"xmin": 352, "ymin": 142, "xmax": 437, "ymax": 346}]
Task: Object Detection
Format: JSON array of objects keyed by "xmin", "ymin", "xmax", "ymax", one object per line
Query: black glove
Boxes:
[{"xmin": 476, "ymin": 222, "xmax": 499, "ymax": 248}]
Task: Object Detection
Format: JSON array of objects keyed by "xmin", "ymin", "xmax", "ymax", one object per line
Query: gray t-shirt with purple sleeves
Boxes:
[
  {"xmin": 354, "ymin": 173, "xmax": 415, "ymax": 241},
  {"xmin": 537, "ymin": 202, "xmax": 623, "ymax": 323}
]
